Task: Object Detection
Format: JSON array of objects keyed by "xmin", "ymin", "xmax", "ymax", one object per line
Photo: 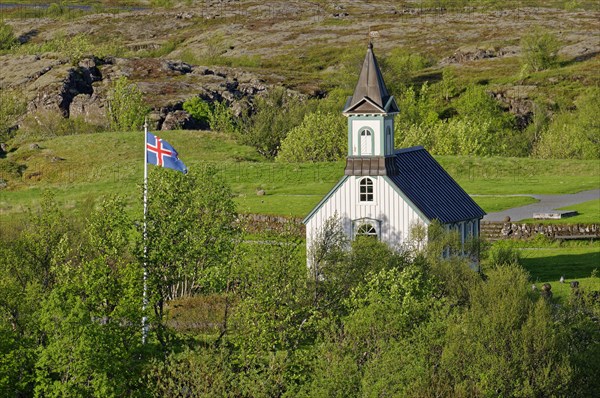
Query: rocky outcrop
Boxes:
[
  {"xmin": 440, "ymin": 46, "xmax": 518, "ymax": 65},
  {"xmin": 491, "ymin": 85, "xmax": 536, "ymax": 130},
  {"xmin": 161, "ymin": 110, "xmax": 199, "ymax": 131},
  {"xmin": 69, "ymin": 93, "xmax": 107, "ymax": 126},
  {"xmin": 3, "ymin": 53, "xmax": 274, "ymax": 132},
  {"xmin": 26, "ymin": 57, "xmax": 102, "ymax": 119}
]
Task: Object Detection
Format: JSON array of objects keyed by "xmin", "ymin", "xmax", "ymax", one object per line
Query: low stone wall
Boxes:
[
  {"xmin": 481, "ymin": 221, "xmax": 600, "ymax": 241},
  {"xmin": 238, "ymin": 215, "xmax": 599, "ymax": 242}
]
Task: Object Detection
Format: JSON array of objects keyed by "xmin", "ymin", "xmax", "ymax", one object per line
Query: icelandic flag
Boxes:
[{"xmin": 146, "ymin": 132, "xmax": 187, "ymax": 174}]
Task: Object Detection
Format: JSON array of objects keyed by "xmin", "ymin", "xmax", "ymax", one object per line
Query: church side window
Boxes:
[
  {"xmin": 359, "ymin": 177, "xmax": 374, "ymax": 202},
  {"xmin": 356, "ymin": 223, "xmax": 378, "ymax": 238}
]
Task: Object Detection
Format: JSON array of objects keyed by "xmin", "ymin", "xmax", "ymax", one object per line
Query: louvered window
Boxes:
[{"xmin": 360, "ymin": 129, "xmax": 372, "ymax": 155}]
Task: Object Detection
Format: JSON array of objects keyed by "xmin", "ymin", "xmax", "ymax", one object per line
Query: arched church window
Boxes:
[
  {"xmin": 359, "ymin": 177, "xmax": 374, "ymax": 202},
  {"xmin": 356, "ymin": 223, "xmax": 378, "ymax": 238},
  {"xmin": 360, "ymin": 129, "xmax": 373, "ymax": 155}
]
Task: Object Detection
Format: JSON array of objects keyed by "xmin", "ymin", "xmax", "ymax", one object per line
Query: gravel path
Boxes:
[{"xmin": 481, "ymin": 189, "xmax": 600, "ymax": 222}]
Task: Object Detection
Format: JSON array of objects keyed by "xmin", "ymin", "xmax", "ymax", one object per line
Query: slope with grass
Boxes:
[{"xmin": 1, "ymin": 131, "xmax": 599, "ymax": 222}]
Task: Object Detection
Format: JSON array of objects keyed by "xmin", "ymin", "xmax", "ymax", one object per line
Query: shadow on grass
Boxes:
[
  {"xmin": 521, "ymin": 250, "xmax": 599, "ymax": 281},
  {"xmin": 559, "ymin": 51, "xmax": 600, "ymax": 68}
]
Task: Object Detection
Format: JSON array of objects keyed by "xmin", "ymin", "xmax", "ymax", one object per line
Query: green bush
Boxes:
[
  {"xmin": 183, "ymin": 97, "xmax": 238, "ymax": 133},
  {"xmin": 239, "ymin": 88, "xmax": 311, "ymax": 158},
  {"xmin": 0, "ymin": 159, "xmax": 22, "ymax": 180},
  {"xmin": 107, "ymin": 76, "xmax": 149, "ymax": 132},
  {"xmin": 534, "ymin": 87, "xmax": 600, "ymax": 159},
  {"xmin": 487, "ymin": 242, "xmax": 521, "ymax": 267},
  {"xmin": 46, "ymin": 3, "xmax": 66, "ymax": 17},
  {"xmin": 382, "ymin": 49, "xmax": 433, "ymax": 91},
  {"xmin": 0, "ymin": 21, "xmax": 17, "ymax": 51},
  {"xmin": 0, "ymin": 89, "xmax": 27, "ymax": 141},
  {"xmin": 276, "ymin": 111, "xmax": 346, "ymax": 162},
  {"xmin": 520, "ymin": 27, "xmax": 560, "ymax": 72},
  {"xmin": 208, "ymin": 101, "xmax": 238, "ymax": 134},
  {"xmin": 182, "ymin": 97, "xmax": 212, "ymax": 128}
]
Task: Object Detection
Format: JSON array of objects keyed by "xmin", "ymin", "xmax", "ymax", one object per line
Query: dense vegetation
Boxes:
[
  {"xmin": 1, "ymin": 168, "xmax": 599, "ymax": 397},
  {"xmin": 1, "ymin": 3, "xmax": 599, "ymax": 396}
]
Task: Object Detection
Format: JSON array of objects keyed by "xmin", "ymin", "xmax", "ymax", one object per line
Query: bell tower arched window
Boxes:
[
  {"xmin": 360, "ymin": 129, "xmax": 373, "ymax": 155},
  {"xmin": 359, "ymin": 177, "xmax": 374, "ymax": 202}
]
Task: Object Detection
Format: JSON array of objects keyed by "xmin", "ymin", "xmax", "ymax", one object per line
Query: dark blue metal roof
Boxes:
[{"xmin": 387, "ymin": 146, "xmax": 486, "ymax": 223}]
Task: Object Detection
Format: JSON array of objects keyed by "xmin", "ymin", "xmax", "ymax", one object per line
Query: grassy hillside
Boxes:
[{"xmin": 1, "ymin": 131, "xmax": 598, "ymax": 222}]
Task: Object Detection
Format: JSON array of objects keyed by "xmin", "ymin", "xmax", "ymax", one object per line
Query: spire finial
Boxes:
[{"xmin": 368, "ymin": 30, "xmax": 379, "ymax": 49}]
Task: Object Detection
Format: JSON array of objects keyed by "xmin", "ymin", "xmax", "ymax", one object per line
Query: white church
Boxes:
[{"xmin": 303, "ymin": 43, "xmax": 485, "ymax": 253}]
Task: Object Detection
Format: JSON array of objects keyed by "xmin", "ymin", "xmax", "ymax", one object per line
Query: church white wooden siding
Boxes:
[{"xmin": 305, "ymin": 176, "xmax": 428, "ymax": 251}]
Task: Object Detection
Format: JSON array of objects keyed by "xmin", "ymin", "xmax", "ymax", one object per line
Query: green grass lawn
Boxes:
[
  {"xmin": 472, "ymin": 196, "xmax": 539, "ymax": 213},
  {"xmin": 519, "ymin": 245, "xmax": 600, "ymax": 301},
  {"xmin": 558, "ymin": 199, "xmax": 600, "ymax": 223},
  {"xmin": 1, "ymin": 131, "xmax": 599, "ymax": 220},
  {"xmin": 518, "ymin": 199, "xmax": 600, "ymax": 225}
]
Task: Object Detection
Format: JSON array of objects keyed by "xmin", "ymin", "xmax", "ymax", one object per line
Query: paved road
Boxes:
[{"xmin": 481, "ymin": 189, "xmax": 600, "ymax": 222}]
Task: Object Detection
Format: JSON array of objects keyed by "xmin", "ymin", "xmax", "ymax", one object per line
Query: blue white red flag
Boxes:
[{"xmin": 146, "ymin": 132, "xmax": 187, "ymax": 174}]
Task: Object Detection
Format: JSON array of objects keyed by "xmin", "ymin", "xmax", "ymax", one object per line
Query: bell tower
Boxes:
[{"xmin": 342, "ymin": 42, "xmax": 399, "ymax": 175}]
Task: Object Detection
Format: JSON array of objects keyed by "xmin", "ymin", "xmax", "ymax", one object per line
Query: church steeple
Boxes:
[
  {"xmin": 343, "ymin": 42, "xmax": 399, "ymax": 115},
  {"xmin": 343, "ymin": 43, "xmax": 399, "ymax": 176}
]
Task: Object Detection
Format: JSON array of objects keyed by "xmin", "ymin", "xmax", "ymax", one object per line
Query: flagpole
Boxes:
[{"xmin": 142, "ymin": 119, "xmax": 149, "ymax": 344}]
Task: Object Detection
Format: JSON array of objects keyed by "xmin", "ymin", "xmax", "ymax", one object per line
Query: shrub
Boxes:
[
  {"xmin": 276, "ymin": 111, "xmax": 346, "ymax": 162},
  {"xmin": 183, "ymin": 97, "xmax": 238, "ymax": 133},
  {"xmin": 182, "ymin": 97, "xmax": 212, "ymax": 128},
  {"xmin": 534, "ymin": 87, "xmax": 600, "ymax": 159},
  {"xmin": 0, "ymin": 160, "xmax": 22, "ymax": 180},
  {"xmin": 520, "ymin": 27, "xmax": 560, "ymax": 72},
  {"xmin": 46, "ymin": 3, "xmax": 66, "ymax": 17},
  {"xmin": 107, "ymin": 76, "xmax": 149, "ymax": 132},
  {"xmin": 381, "ymin": 49, "xmax": 433, "ymax": 91},
  {"xmin": 239, "ymin": 88, "xmax": 311, "ymax": 158},
  {"xmin": 208, "ymin": 101, "xmax": 238, "ymax": 134},
  {"xmin": 487, "ymin": 242, "xmax": 521, "ymax": 267},
  {"xmin": 0, "ymin": 89, "xmax": 27, "ymax": 141},
  {"xmin": 0, "ymin": 21, "xmax": 17, "ymax": 51}
]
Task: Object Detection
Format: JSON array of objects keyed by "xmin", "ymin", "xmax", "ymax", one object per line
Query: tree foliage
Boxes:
[
  {"xmin": 107, "ymin": 76, "xmax": 149, "ymax": 132},
  {"xmin": 1, "ymin": 192, "xmax": 599, "ymax": 397},
  {"xmin": 239, "ymin": 87, "xmax": 311, "ymax": 158},
  {"xmin": 277, "ymin": 111, "xmax": 346, "ymax": 162},
  {"xmin": 145, "ymin": 165, "xmax": 238, "ymax": 345},
  {"xmin": 521, "ymin": 27, "xmax": 560, "ymax": 72},
  {"xmin": 395, "ymin": 83, "xmax": 524, "ymax": 156},
  {"xmin": 0, "ymin": 88, "xmax": 27, "ymax": 142},
  {"xmin": 534, "ymin": 87, "xmax": 600, "ymax": 159},
  {"xmin": 182, "ymin": 97, "xmax": 238, "ymax": 133},
  {"xmin": 0, "ymin": 21, "xmax": 17, "ymax": 51}
]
